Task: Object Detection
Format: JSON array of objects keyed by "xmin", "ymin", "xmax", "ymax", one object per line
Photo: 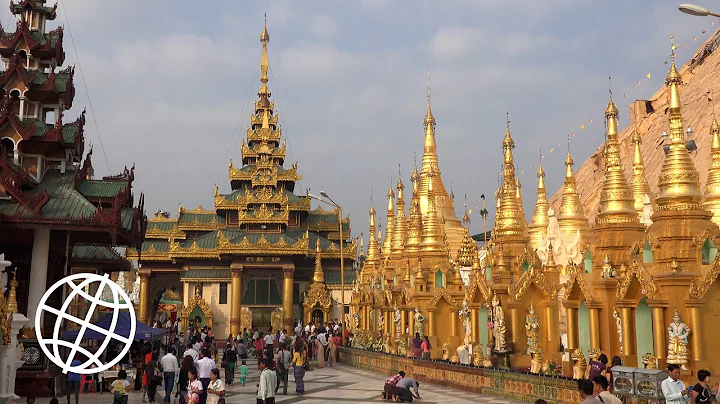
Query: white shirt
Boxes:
[
  {"xmin": 310, "ymin": 325, "xmax": 316, "ymax": 333},
  {"xmin": 160, "ymin": 353, "xmax": 179, "ymax": 373},
  {"xmin": 257, "ymin": 368, "xmax": 277, "ymax": 400},
  {"xmin": 317, "ymin": 333, "xmax": 328, "ymax": 346},
  {"xmin": 598, "ymin": 391, "xmax": 623, "ymax": 404},
  {"xmin": 279, "ymin": 333, "xmax": 286, "ymax": 343},
  {"xmin": 195, "ymin": 357, "xmax": 216, "ymax": 379},
  {"xmin": 661, "ymin": 377, "xmax": 690, "ymax": 404},
  {"xmin": 193, "ymin": 342, "xmax": 202, "ymax": 351},
  {"xmin": 253, "ymin": 331, "xmax": 259, "ymax": 340},
  {"xmin": 264, "ymin": 334, "xmax": 275, "ymax": 346},
  {"xmin": 183, "ymin": 348, "xmax": 199, "ymax": 361}
]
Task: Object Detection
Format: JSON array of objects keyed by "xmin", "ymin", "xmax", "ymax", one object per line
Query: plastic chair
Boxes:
[{"xmin": 80, "ymin": 374, "xmax": 96, "ymax": 393}]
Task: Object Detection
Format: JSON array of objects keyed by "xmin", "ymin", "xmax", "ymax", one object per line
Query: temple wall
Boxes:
[{"xmin": 339, "ymin": 347, "xmax": 580, "ymax": 404}]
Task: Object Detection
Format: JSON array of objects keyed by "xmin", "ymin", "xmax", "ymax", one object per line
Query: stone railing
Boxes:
[{"xmin": 339, "ymin": 347, "xmax": 581, "ymax": 404}]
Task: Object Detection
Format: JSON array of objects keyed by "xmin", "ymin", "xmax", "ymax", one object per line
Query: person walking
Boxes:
[
  {"xmin": 195, "ymin": 349, "xmax": 216, "ymax": 404},
  {"xmin": 421, "ymin": 336, "xmax": 432, "ymax": 360},
  {"xmin": 111, "ymin": 369, "xmax": 132, "ymax": 404},
  {"xmin": 175, "ymin": 355, "xmax": 193, "ymax": 404},
  {"xmin": 223, "ymin": 343, "xmax": 237, "ymax": 385},
  {"xmin": 66, "ymin": 355, "xmax": 81, "ymax": 404},
  {"xmin": 275, "ymin": 344, "xmax": 290, "ymax": 395},
  {"xmin": 328, "ymin": 335, "xmax": 338, "ymax": 367},
  {"xmin": 146, "ymin": 352, "xmax": 161, "ymax": 403},
  {"xmin": 411, "ymin": 333, "xmax": 422, "ymax": 358},
  {"xmin": 238, "ymin": 360, "xmax": 249, "ymax": 387},
  {"xmin": 292, "ymin": 343, "xmax": 307, "ymax": 395},
  {"xmin": 206, "ymin": 369, "xmax": 226, "ymax": 404},
  {"xmin": 160, "ymin": 347, "xmax": 179, "ymax": 403},
  {"xmin": 257, "ymin": 358, "xmax": 277, "ymax": 404}
]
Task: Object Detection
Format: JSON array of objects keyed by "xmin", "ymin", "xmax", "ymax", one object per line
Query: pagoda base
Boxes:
[{"xmin": 340, "ymin": 347, "xmax": 580, "ymax": 404}]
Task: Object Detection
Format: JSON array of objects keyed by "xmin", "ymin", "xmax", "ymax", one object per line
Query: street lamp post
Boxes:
[
  {"xmin": 308, "ymin": 191, "xmax": 346, "ymax": 330},
  {"xmin": 678, "ymin": 3, "xmax": 720, "ymax": 17}
]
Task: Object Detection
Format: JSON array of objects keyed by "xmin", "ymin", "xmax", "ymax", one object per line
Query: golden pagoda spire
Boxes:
[
  {"xmin": 405, "ymin": 164, "xmax": 423, "ymax": 254},
  {"xmin": 462, "ymin": 197, "xmax": 470, "ymax": 228},
  {"xmin": 655, "ymin": 36, "xmax": 703, "ymax": 211},
  {"xmin": 392, "ymin": 168, "xmax": 408, "ymax": 254},
  {"xmin": 457, "ymin": 229, "xmax": 477, "ymax": 267},
  {"xmin": 366, "ymin": 202, "xmax": 381, "ymax": 265},
  {"xmin": 494, "ymin": 114, "xmax": 529, "ymax": 240},
  {"xmin": 382, "ymin": 185, "xmax": 395, "ymax": 257},
  {"xmin": 557, "ymin": 137, "xmax": 590, "ymax": 240},
  {"xmin": 417, "ymin": 70, "xmax": 463, "ymax": 247},
  {"xmin": 421, "ymin": 174, "xmax": 445, "ymax": 253},
  {"xmin": 597, "ymin": 83, "xmax": 638, "ymax": 224},
  {"xmin": 7, "ymin": 269, "xmax": 18, "ymax": 313},
  {"xmin": 258, "ymin": 13, "xmax": 271, "ymax": 101},
  {"xmin": 312, "ymin": 238, "xmax": 325, "ymax": 284},
  {"xmin": 528, "ymin": 152, "xmax": 549, "ymax": 249},
  {"xmin": 631, "ymin": 127, "xmax": 652, "ymax": 218},
  {"xmin": 703, "ymin": 116, "xmax": 720, "ymax": 224}
]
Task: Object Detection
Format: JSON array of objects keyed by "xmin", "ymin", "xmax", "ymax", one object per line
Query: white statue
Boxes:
[
  {"xmin": 613, "ymin": 308, "xmax": 623, "ymax": 353},
  {"xmin": 537, "ymin": 208, "xmax": 582, "ymax": 267},
  {"xmin": 489, "ymin": 294, "xmax": 507, "ymax": 352},
  {"xmin": 414, "ymin": 307, "xmax": 425, "ymax": 337},
  {"xmin": 459, "ymin": 300, "xmax": 472, "ymax": 347},
  {"xmin": 130, "ymin": 273, "xmax": 141, "ymax": 305},
  {"xmin": 393, "ymin": 304, "xmax": 402, "ymax": 335},
  {"xmin": 667, "ymin": 308, "xmax": 690, "ymax": 370},
  {"xmin": 641, "ymin": 194, "xmax": 654, "ymax": 227}
]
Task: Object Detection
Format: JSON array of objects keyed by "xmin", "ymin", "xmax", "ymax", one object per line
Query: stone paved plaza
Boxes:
[{"xmin": 23, "ymin": 357, "xmax": 525, "ymax": 404}]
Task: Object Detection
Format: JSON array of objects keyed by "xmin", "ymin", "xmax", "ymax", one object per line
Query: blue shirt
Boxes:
[{"xmin": 67, "ymin": 360, "xmax": 81, "ymax": 381}]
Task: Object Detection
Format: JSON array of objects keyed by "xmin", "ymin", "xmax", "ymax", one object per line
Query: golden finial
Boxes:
[
  {"xmin": 557, "ymin": 139, "xmax": 590, "ymax": 241},
  {"xmin": 457, "ymin": 228, "xmax": 477, "ymax": 267},
  {"xmin": 529, "ymin": 150, "xmax": 549, "ymax": 249},
  {"xmin": 545, "ymin": 241, "xmax": 557, "ymax": 270},
  {"xmin": 405, "ymin": 164, "xmax": 423, "ymax": 255},
  {"xmin": 366, "ymin": 201, "xmax": 381, "ymax": 264},
  {"xmin": 424, "ymin": 69, "xmax": 435, "ymax": 127},
  {"xmin": 655, "ymin": 35, "xmax": 703, "ymax": 211},
  {"xmin": 421, "ymin": 173, "xmax": 445, "ymax": 253},
  {"xmin": 703, "ymin": 109, "xmax": 720, "ymax": 224},
  {"xmin": 597, "ymin": 79, "xmax": 638, "ymax": 225},
  {"xmin": 631, "ymin": 124, "xmax": 651, "ymax": 219},
  {"xmin": 312, "ymin": 238, "xmax": 325, "ymax": 284},
  {"xmin": 214, "ymin": 184, "xmax": 219, "ymax": 197},
  {"xmin": 382, "ymin": 184, "xmax": 395, "ymax": 259},
  {"xmin": 462, "ymin": 195, "xmax": 470, "ymax": 228},
  {"xmin": 7, "ymin": 268, "xmax": 18, "ymax": 314},
  {"xmin": 494, "ymin": 115, "xmax": 528, "ymax": 242},
  {"xmin": 258, "ymin": 14, "xmax": 271, "ymax": 100},
  {"xmin": 392, "ymin": 166, "xmax": 408, "ymax": 255}
]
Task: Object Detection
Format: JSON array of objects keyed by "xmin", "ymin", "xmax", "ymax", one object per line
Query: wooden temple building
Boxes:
[
  {"xmin": 0, "ymin": 0, "xmax": 147, "ymax": 395},
  {"xmin": 350, "ymin": 34, "xmax": 720, "ymax": 380},
  {"xmin": 129, "ymin": 20, "xmax": 356, "ymax": 337}
]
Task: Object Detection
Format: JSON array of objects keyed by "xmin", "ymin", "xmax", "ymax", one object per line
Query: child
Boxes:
[
  {"xmin": 238, "ymin": 360, "xmax": 249, "ymax": 387},
  {"xmin": 111, "ymin": 369, "xmax": 132, "ymax": 404},
  {"xmin": 139, "ymin": 364, "xmax": 148, "ymax": 403},
  {"xmin": 188, "ymin": 368, "xmax": 203, "ymax": 404}
]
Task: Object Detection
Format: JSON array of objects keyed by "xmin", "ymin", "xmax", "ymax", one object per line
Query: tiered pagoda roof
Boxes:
[
  {"xmin": 0, "ymin": 0, "xmax": 145, "ymax": 248},
  {"xmin": 130, "ymin": 18, "xmax": 355, "ymax": 264}
]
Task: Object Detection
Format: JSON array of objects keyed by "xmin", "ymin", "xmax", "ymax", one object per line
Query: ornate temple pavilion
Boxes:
[{"xmin": 129, "ymin": 20, "xmax": 356, "ymax": 337}]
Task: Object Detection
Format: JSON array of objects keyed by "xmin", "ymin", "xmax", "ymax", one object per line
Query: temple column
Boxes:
[
  {"xmin": 363, "ymin": 306, "xmax": 369, "ymax": 330},
  {"xmin": 139, "ymin": 272, "xmax": 150, "ymax": 325},
  {"xmin": 686, "ymin": 303, "xmax": 703, "ymax": 362},
  {"xmin": 509, "ymin": 303, "xmax": 521, "ymax": 344},
  {"xmin": 401, "ymin": 309, "xmax": 407, "ymax": 335},
  {"xmin": 619, "ymin": 307, "xmax": 636, "ymax": 356},
  {"xmin": 282, "ymin": 266, "xmax": 294, "ymax": 330},
  {"xmin": 27, "ymin": 228, "xmax": 50, "ymax": 329},
  {"xmin": 564, "ymin": 302, "xmax": 579, "ymax": 350},
  {"xmin": 427, "ymin": 310, "xmax": 435, "ymax": 337},
  {"xmin": 542, "ymin": 301, "xmax": 559, "ymax": 353},
  {"xmin": 229, "ymin": 264, "xmax": 243, "ymax": 337},
  {"xmin": 407, "ymin": 309, "xmax": 414, "ymax": 336},
  {"xmin": 451, "ymin": 310, "xmax": 458, "ymax": 337},
  {"xmin": 648, "ymin": 303, "xmax": 666, "ymax": 360},
  {"xmin": 587, "ymin": 305, "xmax": 601, "ymax": 350},
  {"xmin": 471, "ymin": 307, "xmax": 479, "ymax": 343}
]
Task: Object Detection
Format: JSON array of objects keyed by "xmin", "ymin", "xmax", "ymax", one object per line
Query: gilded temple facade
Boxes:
[
  {"xmin": 350, "ymin": 41, "xmax": 720, "ymax": 378},
  {"xmin": 129, "ymin": 20, "xmax": 355, "ymax": 337}
]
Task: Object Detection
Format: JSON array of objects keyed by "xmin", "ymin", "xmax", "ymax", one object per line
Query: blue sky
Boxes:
[{"xmin": 5, "ymin": 0, "xmax": 716, "ymax": 240}]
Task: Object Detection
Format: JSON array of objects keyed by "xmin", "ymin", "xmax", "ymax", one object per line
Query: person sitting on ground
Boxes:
[
  {"xmin": 592, "ymin": 376, "xmax": 622, "ymax": 404},
  {"xmin": 380, "ymin": 371, "xmax": 405, "ymax": 400}
]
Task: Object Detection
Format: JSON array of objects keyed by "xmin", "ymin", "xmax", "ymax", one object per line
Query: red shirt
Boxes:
[{"xmin": 385, "ymin": 374, "xmax": 403, "ymax": 386}]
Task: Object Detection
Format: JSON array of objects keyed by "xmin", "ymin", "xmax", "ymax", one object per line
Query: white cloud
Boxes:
[{"xmin": 311, "ymin": 14, "xmax": 339, "ymax": 40}]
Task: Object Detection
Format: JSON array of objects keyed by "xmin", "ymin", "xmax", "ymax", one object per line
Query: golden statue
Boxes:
[
  {"xmin": 571, "ymin": 348, "xmax": 587, "ymax": 380},
  {"xmin": 271, "ymin": 308, "xmax": 283, "ymax": 331},
  {"xmin": 413, "ymin": 307, "xmax": 425, "ymax": 337},
  {"xmin": 473, "ymin": 343, "xmax": 484, "ymax": 366},
  {"xmin": 667, "ymin": 308, "xmax": 690, "ymax": 370},
  {"xmin": 383, "ymin": 334, "xmax": 392, "ymax": 354},
  {"xmin": 397, "ymin": 334, "xmax": 408, "ymax": 356},
  {"xmin": 642, "ymin": 353, "xmax": 658, "ymax": 369},
  {"xmin": 194, "ymin": 283, "xmax": 202, "ymax": 296},
  {"xmin": 530, "ymin": 347, "xmax": 544, "ymax": 374},
  {"xmin": 525, "ymin": 302, "xmax": 539, "ymax": 351},
  {"xmin": 489, "ymin": 294, "xmax": 507, "ymax": 352},
  {"xmin": 442, "ymin": 342, "xmax": 452, "ymax": 361}
]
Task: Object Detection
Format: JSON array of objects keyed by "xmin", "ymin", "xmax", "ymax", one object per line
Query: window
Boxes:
[
  {"xmin": 435, "ymin": 270, "xmax": 444, "ymax": 288},
  {"xmin": 583, "ymin": 249, "xmax": 593, "ymax": 273},
  {"xmin": 219, "ymin": 283, "xmax": 228, "ymax": 304},
  {"xmin": 643, "ymin": 241, "xmax": 654, "ymax": 263},
  {"xmin": 702, "ymin": 238, "xmax": 717, "ymax": 265}
]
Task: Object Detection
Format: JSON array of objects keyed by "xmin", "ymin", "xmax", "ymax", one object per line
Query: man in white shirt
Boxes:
[
  {"xmin": 592, "ymin": 376, "xmax": 622, "ymax": 404},
  {"xmin": 195, "ymin": 349, "xmax": 216, "ymax": 404},
  {"xmin": 183, "ymin": 343, "xmax": 199, "ymax": 361},
  {"xmin": 257, "ymin": 358, "xmax": 277, "ymax": 404},
  {"xmin": 279, "ymin": 330, "xmax": 286, "ymax": 344},
  {"xmin": 263, "ymin": 330, "xmax": 275, "ymax": 355},
  {"xmin": 662, "ymin": 364, "xmax": 690, "ymax": 404},
  {"xmin": 160, "ymin": 347, "xmax": 179, "ymax": 404},
  {"xmin": 304, "ymin": 323, "xmax": 310, "ymax": 334}
]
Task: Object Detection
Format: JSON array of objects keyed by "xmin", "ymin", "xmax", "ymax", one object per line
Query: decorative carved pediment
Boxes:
[
  {"xmin": 428, "ymin": 288, "xmax": 458, "ymax": 309},
  {"xmin": 562, "ymin": 263, "xmax": 595, "ymax": 303},
  {"xmin": 181, "ymin": 294, "xmax": 214, "ymax": 319},
  {"xmin": 509, "ymin": 266, "xmax": 558, "ymax": 301},
  {"xmin": 688, "ymin": 256, "xmax": 720, "ymax": 299},
  {"xmin": 616, "ymin": 258, "xmax": 658, "ymax": 299}
]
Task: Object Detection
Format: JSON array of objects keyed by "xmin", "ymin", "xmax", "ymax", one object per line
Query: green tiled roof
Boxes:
[
  {"xmin": 221, "ymin": 187, "xmax": 304, "ymax": 204},
  {"xmin": 143, "ymin": 240, "xmax": 169, "ymax": 253},
  {"xmin": 180, "ymin": 269, "xmax": 231, "ymax": 280},
  {"xmin": 36, "ymin": 171, "xmax": 97, "ymax": 219},
  {"xmin": 27, "ymin": 30, "xmax": 61, "ymax": 48},
  {"xmin": 306, "ymin": 211, "xmax": 350, "ymax": 232},
  {"xmin": 120, "ymin": 208, "xmax": 135, "ymax": 231},
  {"xmin": 23, "ymin": 118, "xmax": 80, "ymax": 143},
  {"xmin": 32, "ymin": 70, "xmax": 71, "ymax": 93},
  {"xmin": 324, "ymin": 270, "xmax": 357, "ymax": 285},
  {"xmin": 178, "ymin": 212, "xmax": 220, "ymax": 223},
  {"xmin": 72, "ymin": 243, "xmax": 124, "ymax": 261},
  {"xmin": 148, "ymin": 221, "xmax": 176, "ymax": 232},
  {"xmin": 77, "ymin": 180, "xmax": 127, "ymax": 199}
]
